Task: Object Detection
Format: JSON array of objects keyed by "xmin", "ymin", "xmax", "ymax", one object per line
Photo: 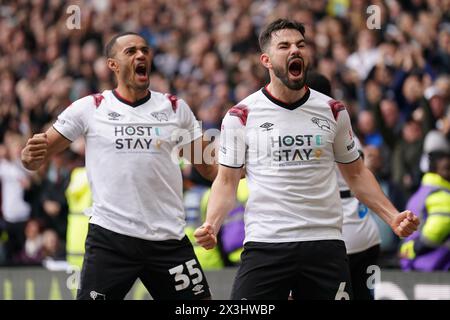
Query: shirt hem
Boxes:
[
  {"xmin": 89, "ymin": 220, "xmax": 185, "ymax": 242},
  {"xmin": 243, "ymin": 234, "xmax": 343, "ymax": 244},
  {"xmin": 345, "ymin": 240, "xmax": 381, "ymax": 255}
]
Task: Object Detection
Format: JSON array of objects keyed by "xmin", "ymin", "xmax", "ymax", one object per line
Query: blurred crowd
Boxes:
[{"xmin": 0, "ymin": 0, "xmax": 449, "ymax": 269}]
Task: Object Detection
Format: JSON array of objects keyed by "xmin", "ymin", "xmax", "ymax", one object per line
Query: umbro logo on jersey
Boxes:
[
  {"xmin": 108, "ymin": 112, "xmax": 122, "ymax": 120},
  {"xmin": 192, "ymin": 284, "xmax": 204, "ymax": 295},
  {"xmin": 311, "ymin": 117, "xmax": 330, "ymax": 130},
  {"xmin": 151, "ymin": 112, "xmax": 169, "ymax": 122},
  {"xmin": 260, "ymin": 122, "xmax": 274, "ymax": 131}
]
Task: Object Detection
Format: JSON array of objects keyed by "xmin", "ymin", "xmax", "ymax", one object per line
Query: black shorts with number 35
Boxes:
[{"xmin": 77, "ymin": 223, "xmax": 211, "ymax": 300}]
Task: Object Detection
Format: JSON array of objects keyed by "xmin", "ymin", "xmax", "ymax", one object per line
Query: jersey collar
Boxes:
[
  {"xmin": 262, "ymin": 85, "xmax": 310, "ymax": 110},
  {"xmin": 113, "ymin": 89, "xmax": 151, "ymax": 107}
]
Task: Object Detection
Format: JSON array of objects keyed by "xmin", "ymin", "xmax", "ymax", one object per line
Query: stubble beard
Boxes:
[
  {"xmin": 121, "ymin": 66, "xmax": 149, "ymax": 92},
  {"xmin": 272, "ymin": 62, "xmax": 308, "ymax": 91}
]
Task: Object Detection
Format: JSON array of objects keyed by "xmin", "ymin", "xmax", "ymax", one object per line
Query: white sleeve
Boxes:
[
  {"xmin": 52, "ymin": 96, "xmax": 92, "ymax": 141},
  {"xmin": 175, "ymin": 99, "xmax": 203, "ymax": 146},
  {"xmin": 333, "ymin": 107, "xmax": 360, "ymax": 163},
  {"xmin": 218, "ymin": 111, "xmax": 246, "ymax": 168}
]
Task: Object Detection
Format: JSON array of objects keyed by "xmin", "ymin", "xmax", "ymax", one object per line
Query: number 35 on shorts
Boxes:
[{"xmin": 168, "ymin": 259, "xmax": 203, "ymax": 291}]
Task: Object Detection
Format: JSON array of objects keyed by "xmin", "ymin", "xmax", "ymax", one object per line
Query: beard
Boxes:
[
  {"xmin": 272, "ymin": 60, "xmax": 308, "ymax": 90},
  {"xmin": 121, "ymin": 65, "xmax": 150, "ymax": 91},
  {"xmin": 132, "ymin": 79, "xmax": 150, "ymax": 91}
]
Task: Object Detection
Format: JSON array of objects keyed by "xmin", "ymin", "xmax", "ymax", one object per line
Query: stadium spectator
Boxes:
[
  {"xmin": 42, "ymin": 229, "xmax": 65, "ymax": 261},
  {"xmin": 0, "ymin": 133, "xmax": 32, "ymax": 264},
  {"xmin": 391, "ymin": 118, "xmax": 424, "ymax": 197},
  {"xmin": 37, "ymin": 150, "xmax": 71, "ymax": 246},
  {"xmin": 357, "ymin": 110, "xmax": 384, "ymax": 147},
  {"xmin": 15, "ymin": 218, "xmax": 44, "ymax": 265},
  {"xmin": 400, "ymin": 130, "xmax": 450, "ymax": 271}
]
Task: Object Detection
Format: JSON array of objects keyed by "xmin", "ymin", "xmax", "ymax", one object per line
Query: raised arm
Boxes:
[
  {"xmin": 194, "ymin": 164, "xmax": 242, "ymax": 249},
  {"xmin": 338, "ymin": 158, "xmax": 420, "ymax": 237},
  {"xmin": 21, "ymin": 127, "xmax": 71, "ymax": 171},
  {"xmin": 194, "ymin": 103, "xmax": 247, "ymax": 248},
  {"xmin": 331, "ymin": 98, "xmax": 420, "ymax": 237}
]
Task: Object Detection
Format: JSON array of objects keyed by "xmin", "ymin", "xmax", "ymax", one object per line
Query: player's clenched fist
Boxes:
[
  {"xmin": 390, "ymin": 210, "xmax": 420, "ymax": 237},
  {"xmin": 21, "ymin": 133, "xmax": 48, "ymax": 171},
  {"xmin": 194, "ymin": 222, "xmax": 217, "ymax": 250}
]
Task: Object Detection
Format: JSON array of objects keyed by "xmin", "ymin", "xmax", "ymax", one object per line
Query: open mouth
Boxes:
[
  {"xmin": 135, "ymin": 63, "xmax": 148, "ymax": 79},
  {"xmin": 288, "ymin": 59, "xmax": 303, "ymax": 77}
]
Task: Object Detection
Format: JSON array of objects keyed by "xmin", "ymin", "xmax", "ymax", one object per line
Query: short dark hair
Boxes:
[
  {"xmin": 306, "ymin": 71, "xmax": 332, "ymax": 96},
  {"xmin": 104, "ymin": 32, "xmax": 146, "ymax": 58},
  {"xmin": 258, "ymin": 18, "xmax": 306, "ymax": 52}
]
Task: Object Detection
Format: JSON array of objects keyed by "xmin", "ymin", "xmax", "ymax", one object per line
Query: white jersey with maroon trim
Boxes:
[
  {"xmin": 336, "ymin": 137, "xmax": 381, "ymax": 254},
  {"xmin": 219, "ymin": 86, "xmax": 360, "ymax": 243},
  {"xmin": 53, "ymin": 89, "xmax": 202, "ymax": 241}
]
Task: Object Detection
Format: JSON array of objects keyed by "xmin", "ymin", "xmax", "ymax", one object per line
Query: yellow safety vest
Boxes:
[{"xmin": 65, "ymin": 167, "xmax": 92, "ymax": 269}]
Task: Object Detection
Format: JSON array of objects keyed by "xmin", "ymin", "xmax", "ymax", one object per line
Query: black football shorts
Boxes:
[
  {"xmin": 230, "ymin": 239, "xmax": 353, "ymax": 300},
  {"xmin": 348, "ymin": 244, "xmax": 380, "ymax": 300},
  {"xmin": 77, "ymin": 223, "xmax": 211, "ymax": 300}
]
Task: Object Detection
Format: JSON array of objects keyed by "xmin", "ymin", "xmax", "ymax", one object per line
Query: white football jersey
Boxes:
[
  {"xmin": 0, "ymin": 159, "xmax": 31, "ymax": 223},
  {"xmin": 336, "ymin": 137, "xmax": 381, "ymax": 254},
  {"xmin": 53, "ymin": 89, "xmax": 202, "ymax": 241},
  {"xmin": 219, "ymin": 86, "xmax": 360, "ymax": 243}
]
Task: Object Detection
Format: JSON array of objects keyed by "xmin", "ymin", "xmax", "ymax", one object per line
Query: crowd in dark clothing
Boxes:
[{"xmin": 0, "ymin": 0, "xmax": 449, "ymax": 267}]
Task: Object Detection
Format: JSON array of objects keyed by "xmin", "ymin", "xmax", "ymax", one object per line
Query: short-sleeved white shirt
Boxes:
[
  {"xmin": 53, "ymin": 89, "xmax": 202, "ymax": 240},
  {"xmin": 219, "ymin": 86, "xmax": 360, "ymax": 243},
  {"xmin": 0, "ymin": 160, "xmax": 31, "ymax": 223}
]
